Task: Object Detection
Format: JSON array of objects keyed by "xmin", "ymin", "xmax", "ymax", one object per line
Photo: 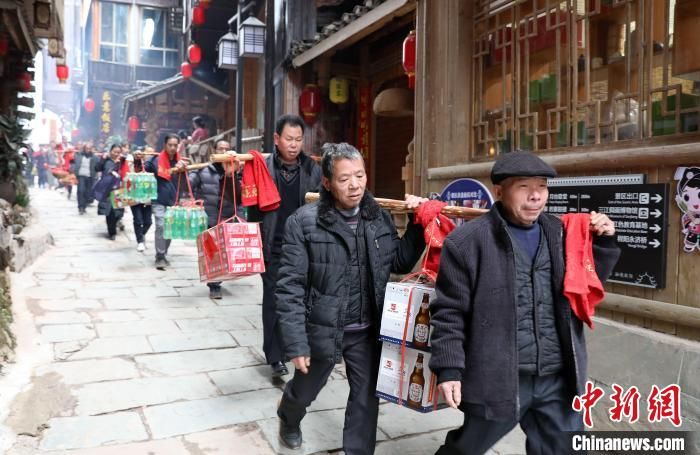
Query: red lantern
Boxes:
[
  {"xmin": 71, "ymin": 128, "xmax": 79, "ymax": 138},
  {"xmin": 84, "ymin": 97, "xmax": 95, "ymax": 113},
  {"xmin": 299, "ymin": 84, "xmax": 322, "ymax": 125},
  {"xmin": 128, "ymin": 116, "xmax": 140, "ymax": 132},
  {"xmin": 0, "ymin": 36, "xmax": 8, "ymax": 57},
  {"xmin": 56, "ymin": 64, "xmax": 69, "ymax": 83},
  {"xmin": 402, "ymin": 30, "xmax": 416, "ymax": 89},
  {"xmin": 188, "ymin": 44, "xmax": 202, "ymax": 66},
  {"xmin": 192, "ymin": 5, "xmax": 205, "ymax": 27},
  {"xmin": 181, "ymin": 62, "xmax": 193, "ymax": 79},
  {"xmin": 18, "ymin": 72, "xmax": 31, "ymax": 92}
]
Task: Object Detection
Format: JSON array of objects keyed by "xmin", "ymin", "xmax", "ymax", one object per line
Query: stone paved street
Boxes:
[{"xmin": 0, "ymin": 188, "xmax": 525, "ymax": 454}]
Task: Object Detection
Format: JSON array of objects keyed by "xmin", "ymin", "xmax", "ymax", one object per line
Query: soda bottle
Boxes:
[
  {"xmin": 190, "ymin": 209, "xmax": 200, "ymax": 239},
  {"xmin": 149, "ymin": 175, "xmax": 157, "ymax": 200},
  {"xmin": 164, "ymin": 208, "xmax": 173, "ymax": 239},
  {"xmin": 171, "ymin": 207, "xmax": 181, "ymax": 239}
]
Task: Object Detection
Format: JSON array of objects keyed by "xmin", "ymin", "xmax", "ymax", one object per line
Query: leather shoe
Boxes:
[
  {"xmin": 271, "ymin": 361, "xmax": 289, "ymax": 377},
  {"xmin": 279, "ymin": 421, "xmax": 302, "ymax": 449}
]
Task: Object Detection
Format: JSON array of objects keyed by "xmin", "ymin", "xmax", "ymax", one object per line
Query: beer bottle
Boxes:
[
  {"xmin": 413, "ymin": 293, "xmax": 431, "ymax": 348},
  {"xmin": 407, "ymin": 353, "xmax": 426, "ymax": 408}
]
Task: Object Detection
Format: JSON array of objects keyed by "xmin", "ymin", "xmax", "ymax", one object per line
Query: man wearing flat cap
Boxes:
[{"xmin": 429, "ymin": 150, "xmax": 621, "ymax": 454}]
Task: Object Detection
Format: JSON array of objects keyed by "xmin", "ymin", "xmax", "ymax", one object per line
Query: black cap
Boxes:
[{"xmin": 490, "ymin": 150, "xmax": 557, "ymax": 184}]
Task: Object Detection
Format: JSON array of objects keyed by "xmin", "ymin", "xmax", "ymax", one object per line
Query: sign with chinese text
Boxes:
[
  {"xmin": 440, "ymin": 178, "xmax": 494, "ymax": 226},
  {"xmin": 357, "ymin": 85, "xmax": 372, "ymax": 184},
  {"xmin": 101, "ymin": 91, "xmax": 112, "ymax": 138},
  {"xmin": 545, "ymin": 184, "xmax": 669, "ymax": 288}
]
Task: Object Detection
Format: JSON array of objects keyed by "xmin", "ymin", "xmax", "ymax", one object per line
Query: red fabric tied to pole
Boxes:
[
  {"xmin": 240, "ymin": 150, "xmax": 281, "ymax": 212},
  {"xmin": 413, "ymin": 201, "xmax": 456, "ymax": 275},
  {"xmin": 561, "ymin": 213, "xmax": 605, "ymax": 329},
  {"xmin": 196, "ymin": 221, "xmax": 266, "ymax": 282}
]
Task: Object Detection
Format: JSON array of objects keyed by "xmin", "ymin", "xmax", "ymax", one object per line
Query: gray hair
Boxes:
[{"xmin": 320, "ymin": 142, "xmax": 364, "ymax": 180}]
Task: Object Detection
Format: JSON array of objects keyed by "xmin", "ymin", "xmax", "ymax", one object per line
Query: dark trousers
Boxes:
[
  {"xmin": 106, "ymin": 209, "xmax": 124, "ymax": 236},
  {"xmin": 436, "ymin": 373, "xmax": 583, "ymax": 455},
  {"xmin": 131, "ymin": 204, "xmax": 153, "ymax": 243},
  {"xmin": 261, "ymin": 254, "xmax": 284, "ymax": 364},
  {"xmin": 77, "ymin": 176, "xmax": 93, "ymax": 210},
  {"xmin": 278, "ymin": 330, "xmax": 381, "ymax": 455}
]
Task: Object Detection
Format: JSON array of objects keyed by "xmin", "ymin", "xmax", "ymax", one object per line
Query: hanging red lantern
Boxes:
[
  {"xmin": 181, "ymin": 62, "xmax": 193, "ymax": 79},
  {"xmin": 84, "ymin": 97, "xmax": 95, "ymax": 113},
  {"xmin": 71, "ymin": 128, "xmax": 79, "ymax": 138},
  {"xmin": 192, "ymin": 5, "xmax": 205, "ymax": 27},
  {"xmin": 128, "ymin": 116, "xmax": 140, "ymax": 132},
  {"xmin": 188, "ymin": 44, "xmax": 202, "ymax": 66},
  {"xmin": 17, "ymin": 72, "xmax": 31, "ymax": 92},
  {"xmin": 299, "ymin": 84, "xmax": 322, "ymax": 125},
  {"xmin": 56, "ymin": 64, "xmax": 69, "ymax": 83},
  {"xmin": 402, "ymin": 30, "xmax": 416, "ymax": 89},
  {"xmin": 0, "ymin": 36, "xmax": 8, "ymax": 57}
]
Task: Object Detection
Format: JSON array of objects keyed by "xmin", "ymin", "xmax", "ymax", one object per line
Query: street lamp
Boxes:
[
  {"xmin": 217, "ymin": 32, "xmax": 239, "ymax": 70},
  {"xmin": 220, "ymin": 2, "xmax": 266, "ymax": 155}
]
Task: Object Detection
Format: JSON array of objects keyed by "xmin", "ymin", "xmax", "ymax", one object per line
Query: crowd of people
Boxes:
[{"xmin": 26, "ymin": 113, "xmax": 620, "ymax": 455}]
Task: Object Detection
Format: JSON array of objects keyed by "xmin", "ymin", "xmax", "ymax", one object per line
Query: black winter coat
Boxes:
[
  {"xmin": 275, "ymin": 189, "xmax": 426, "ymax": 363},
  {"xmin": 189, "ymin": 164, "xmax": 236, "ymax": 227},
  {"xmin": 429, "ymin": 203, "xmax": 621, "ymax": 422},
  {"xmin": 95, "ymin": 157, "xmax": 124, "ymax": 217},
  {"xmin": 247, "ymin": 150, "xmax": 322, "ymax": 259}
]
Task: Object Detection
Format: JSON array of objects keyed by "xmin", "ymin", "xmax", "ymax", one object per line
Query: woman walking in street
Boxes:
[
  {"xmin": 96, "ymin": 144, "xmax": 126, "ymax": 240},
  {"xmin": 131, "ymin": 146, "xmax": 154, "ymax": 252}
]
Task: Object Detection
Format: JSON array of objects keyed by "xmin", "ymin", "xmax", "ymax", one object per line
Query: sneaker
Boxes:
[
  {"xmin": 209, "ymin": 287, "xmax": 222, "ymax": 300},
  {"xmin": 118, "ymin": 221, "xmax": 125, "ymax": 231},
  {"xmin": 136, "ymin": 243, "xmax": 146, "ymax": 252},
  {"xmin": 164, "ymin": 258, "xmax": 171, "ymax": 267},
  {"xmin": 108, "ymin": 234, "xmax": 116, "ymax": 241},
  {"xmin": 278, "ymin": 421, "xmax": 302, "ymax": 450},
  {"xmin": 155, "ymin": 257, "xmax": 168, "ymax": 270},
  {"xmin": 271, "ymin": 361, "xmax": 289, "ymax": 378}
]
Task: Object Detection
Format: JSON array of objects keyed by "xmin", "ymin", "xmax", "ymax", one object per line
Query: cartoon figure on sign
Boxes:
[{"xmin": 675, "ymin": 167, "xmax": 700, "ymax": 253}]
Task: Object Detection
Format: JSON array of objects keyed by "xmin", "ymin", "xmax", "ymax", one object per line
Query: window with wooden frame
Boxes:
[
  {"xmin": 99, "ymin": 2, "xmax": 129, "ymax": 63},
  {"xmin": 472, "ymin": 0, "xmax": 700, "ymax": 158},
  {"xmin": 139, "ymin": 7, "xmax": 179, "ymax": 67}
]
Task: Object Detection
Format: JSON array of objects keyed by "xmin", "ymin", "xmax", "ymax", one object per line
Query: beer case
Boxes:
[
  {"xmin": 375, "ymin": 342, "xmax": 446, "ymax": 413},
  {"xmin": 196, "ymin": 222, "xmax": 265, "ymax": 282},
  {"xmin": 379, "ymin": 282, "xmax": 435, "ymax": 352}
]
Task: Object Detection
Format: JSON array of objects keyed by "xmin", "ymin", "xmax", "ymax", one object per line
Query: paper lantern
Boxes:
[
  {"xmin": 402, "ymin": 30, "xmax": 416, "ymax": 89},
  {"xmin": 128, "ymin": 116, "xmax": 140, "ymax": 132},
  {"xmin": 181, "ymin": 62, "xmax": 193, "ymax": 79},
  {"xmin": 239, "ymin": 16, "xmax": 265, "ymax": 58},
  {"xmin": 84, "ymin": 97, "xmax": 95, "ymax": 113},
  {"xmin": 188, "ymin": 43, "xmax": 202, "ymax": 66},
  {"xmin": 192, "ymin": 5, "xmax": 205, "ymax": 27},
  {"xmin": 329, "ymin": 77, "xmax": 349, "ymax": 104},
  {"xmin": 299, "ymin": 84, "xmax": 321, "ymax": 125},
  {"xmin": 217, "ymin": 32, "xmax": 238, "ymax": 70},
  {"xmin": 18, "ymin": 72, "xmax": 31, "ymax": 92},
  {"xmin": 56, "ymin": 64, "xmax": 69, "ymax": 83}
]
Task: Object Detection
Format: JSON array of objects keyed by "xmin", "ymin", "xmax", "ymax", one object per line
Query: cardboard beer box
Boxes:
[
  {"xmin": 379, "ymin": 282, "xmax": 435, "ymax": 351},
  {"xmin": 375, "ymin": 342, "xmax": 446, "ymax": 413},
  {"xmin": 197, "ymin": 222, "xmax": 265, "ymax": 282}
]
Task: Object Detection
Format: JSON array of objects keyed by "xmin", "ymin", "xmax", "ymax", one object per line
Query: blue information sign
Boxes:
[{"xmin": 440, "ymin": 178, "xmax": 494, "ymax": 226}]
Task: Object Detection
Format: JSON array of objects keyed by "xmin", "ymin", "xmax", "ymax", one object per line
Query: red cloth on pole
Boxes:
[
  {"xmin": 241, "ymin": 150, "xmax": 281, "ymax": 212},
  {"xmin": 413, "ymin": 200, "xmax": 456, "ymax": 275},
  {"xmin": 561, "ymin": 213, "xmax": 605, "ymax": 329},
  {"xmin": 157, "ymin": 150, "xmax": 180, "ymax": 181}
]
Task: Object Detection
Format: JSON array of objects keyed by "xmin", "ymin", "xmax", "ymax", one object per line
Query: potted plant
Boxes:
[{"xmin": 0, "ymin": 115, "xmax": 29, "ymax": 205}]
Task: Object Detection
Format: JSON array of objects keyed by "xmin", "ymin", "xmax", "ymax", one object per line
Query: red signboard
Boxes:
[{"xmin": 358, "ymin": 84, "xmax": 372, "ymax": 185}]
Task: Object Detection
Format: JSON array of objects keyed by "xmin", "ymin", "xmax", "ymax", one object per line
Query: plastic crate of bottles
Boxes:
[
  {"xmin": 163, "ymin": 205, "xmax": 208, "ymax": 240},
  {"xmin": 123, "ymin": 172, "xmax": 158, "ymax": 204}
]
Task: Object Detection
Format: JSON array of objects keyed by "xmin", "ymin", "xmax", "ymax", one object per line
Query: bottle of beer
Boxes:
[
  {"xmin": 407, "ymin": 353, "xmax": 426, "ymax": 408},
  {"xmin": 413, "ymin": 293, "xmax": 431, "ymax": 348}
]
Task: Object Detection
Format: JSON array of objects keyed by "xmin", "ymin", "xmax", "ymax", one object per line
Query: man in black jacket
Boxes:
[
  {"xmin": 248, "ymin": 114, "xmax": 322, "ymax": 379},
  {"xmin": 430, "ymin": 151, "xmax": 621, "ymax": 455},
  {"xmin": 275, "ymin": 142, "xmax": 427, "ymax": 453},
  {"xmin": 71, "ymin": 144, "xmax": 99, "ymax": 215}
]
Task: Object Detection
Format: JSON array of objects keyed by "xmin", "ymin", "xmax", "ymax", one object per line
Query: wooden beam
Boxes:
[
  {"xmin": 427, "ymin": 140, "xmax": 700, "ymax": 181},
  {"xmin": 600, "ymin": 293, "xmax": 700, "ymax": 330}
]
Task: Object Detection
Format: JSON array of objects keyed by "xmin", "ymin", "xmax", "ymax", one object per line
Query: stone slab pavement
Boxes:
[{"xmin": 0, "ymin": 188, "xmax": 526, "ymax": 454}]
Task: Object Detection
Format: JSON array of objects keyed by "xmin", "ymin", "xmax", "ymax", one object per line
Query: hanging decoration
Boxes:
[
  {"xmin": 84, "ymin": 97, "xmax": 95, "ymax": 113},
  {"xmin": 402, "ymin": 30, "xmax": 416, "ymax": 89},
  {"xmin": 18, "ymin": 72, "xmax": 32, "ymax": 92},
  {"xmin": 101, "ymin": 91, "xmax": 112, "ymax": 136},
  {"xmin": 128, "ymin": 116, "xmax": 140, "ymax": 132},
  {"xmin": 56, "ymin": 64, "xmax": 69, "ymax": 83},
  {"xmin": 675, "ymin": 166, "xmax": 700, "ymax": 253},
  {"xmin": 192, "ymin": 5, "xmax": 205, "ymax": 27},
  {"xmin": 199, "ymin": 0, "xmax": 211, "ymax": 9},
  {"xmin": 181, "ymin": 62, "xmax": 193, "ymax": 79},
  {"xmin": 188, "ymin": 43, "xmax": 202, "ymax": 66},
  {"xmin": 329, "ymin": 77, "xmax": 349, "ymax": 104},
  {"xmin": 299, "ymin": 84, "xmax": 321, "ymax": 125}
]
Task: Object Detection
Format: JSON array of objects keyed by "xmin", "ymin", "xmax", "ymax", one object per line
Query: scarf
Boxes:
[
  {"xmin": 414, "ymin": 200, "xmax": 456, "ymax": 275},
  {"xmin": 157, "ymin": 150, "xmax": 180, "ymax": 181},
  {"xmin": 241, "ymin": 150, "xmax": 281, "ymax": 211}
]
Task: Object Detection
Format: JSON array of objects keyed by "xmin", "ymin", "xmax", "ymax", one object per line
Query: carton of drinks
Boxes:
[
  {"xmin": 379, "ymin": 282, "xmax": 435, "ymax": 351},
  {"xmin": 375, "ymin": 342, "xmax": 445, "ymax": 413},
  {"xmin": 197, "ymin": 222, "xmax": 265, "ymax": 281}
]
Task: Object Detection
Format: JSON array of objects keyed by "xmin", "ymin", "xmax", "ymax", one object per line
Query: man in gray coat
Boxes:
[{"xmin": 430, "ymin": 151, "xmax": 621, "ymax": 454}]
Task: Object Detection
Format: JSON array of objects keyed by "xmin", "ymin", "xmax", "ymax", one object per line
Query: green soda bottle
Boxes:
[
  {"xmin": 164, "ymin": 208, "xmax": 173, "ymax": 239},
  {"xmin": 172, "ymin": 207, "xmax": 181, "ymax": 239}
]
